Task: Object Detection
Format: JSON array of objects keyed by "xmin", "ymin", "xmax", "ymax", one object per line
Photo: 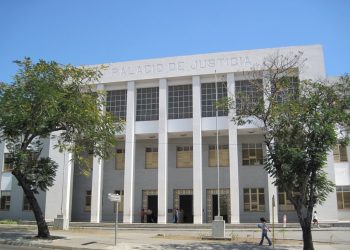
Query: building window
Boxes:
[
  {"xmin": 136, "ymin": 87, "xmax": 159, "ymax": 121},
  {"xmin": 242, "ymin": 144, "xmax": 263, "ymax": 165},
  {"xmin": 22, "ymin": 194, "xmax": 32, "ymax": 211},
  {"xmin": 0, "ymin": 191, "xmax": 11, "ymax": 210},
  {"xmin": 235, "ymin": 79, "xmax": 263, "ymax": 115},
  {"xmin": 273, "ymin": 76, "xmax": 299, "ymax": 103},
  {"xmin": 208, "ymin": 145, "xmax": 229, "ymax": 167},
  {"xmin": 176, "ymin": 146, "xmax": 193, "ymax": 168},
  {"xmin": 145, "ymin": 147, "xmax": 158, "ymax": 169},
  {"xmin": 84, "ymin": 190, "xmax": 91, "ymax": 212},
  {"xmin": 333, "ymin": 144, "xmax": 348, "ymax": 162},
  {"xmin": 115, "ymin": 149, "xmax": 125, "ymax": 170},
  {"xmin": 106, "ymin": 89, "xmax": 127, "ymax": 120},
  {"xmin": 168, "ymin": 84, "xmax": 193, "ymax": 119},
  {"xmin": 3, "ymin": 153, "xmax": 14, "ymax": 172},
  {"xmin": 114, "ymin": 190, "xmax": 124, "ymax": 212},
  {"xmin": 278, "ymin": 189, "xmax": 298, "ymax": 211},
  {"xmin": 201, "ymin": 82, "xmax": 228, "ymax": 117},
  {"xmin": 243, "ymin": 188, "xmax": 265, "ymax": 212},
  {"xmin": 337, "ymin": 186, "xmax": 350, "ymax": 209}
]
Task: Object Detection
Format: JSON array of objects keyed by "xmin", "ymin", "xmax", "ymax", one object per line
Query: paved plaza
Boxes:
[{"xmin": 0, "ymin": 224, "xmax": 349, "ymax": 250}]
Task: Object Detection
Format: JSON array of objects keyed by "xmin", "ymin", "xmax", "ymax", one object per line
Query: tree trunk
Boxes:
[
  {"xmin": 13, "ymin": 171, "xmax": 51, "ymax": 238},
  {"xmin": 296, "ymin": 204, "xmax": 314, "ymax": 250},
  {"xmin": 301, "ymin": 224, "xmax": 314, "ymax": 250}
]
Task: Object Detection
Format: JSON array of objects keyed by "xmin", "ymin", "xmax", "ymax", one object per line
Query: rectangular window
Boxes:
[
  {"xmin": 337, "ymin": 186, "xmax": 350, "ymax": 209},
  {"xmin": 201, "ymin": 82, "xmax": 228, "ymax": 117},
  {"xmin": 3, "ymin": 153, "xmax": 14, "ymax": 171},
  {"xmin": 136, "ymin": 87, "xmax": 159, "ymax": 121},
  {"xmin": 115, "ymin": 149, "xmax": 125, "ymax": 170},
  {"xmin": 0, "ymin": 191, "xmax": 11, "ymax": 210},
  {"xmin": 84, "ymin": 190, "xmax": 91, "ymax": 212},
  {"xmin": 176, "ymin": 146, "xmax": 193, "ymax": 168},
  {"xmin": 333, "ymin": 144, "xmax": 348, "ymax": 162},
  {"xmin": 208, "ymin": 145, "xmax": 229, "ymax": 167},
  {"xmin": 243, "ymin": 188, "xmax": 265, "ymax": 212},
  {"xmin": 106, "ymin": 89, "xmax": 127, "ymax": 120},
  {"xmin": 145, "ymin": 147, "xmax": 158, "ymax": 169},
  {"xmin": 278, "ymin": 189, "xmax": 299, "ymax": 211},
  {"xmin": 273, "ymin": 76, "xmax": 299, "ymax": 103},
  {"xmin": 242, "ymin": 144, "xmax": 263, "ymax": 165},
  {"xmin": 22, "ymin": 194, "xmax": 32, "ymax": 211},
  {"xmin": 114, "ymin": 190, "xmax": 124, "ymax": 212},
  {"xmin": 168, "ymin": 84, "xmax": 193, "ymax": 119},
  {"xmin": 235, "ymin": 79, "xmax": 263, "ymax": 115}
]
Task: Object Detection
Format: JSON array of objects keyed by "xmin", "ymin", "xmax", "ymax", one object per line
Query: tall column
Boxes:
[
  {"xmin": 267, "ymin": 175, "xmax": 278, "ymax": 223},
  {"xmin": 0, "ymin": 141, "xmax": 5, "ymax": 203},
  {"xmin": 62, "ymin": 152, "xmax": 74, "ymax": 222},
  {"xmin": 90, "ymin": 156, "xmax": 104, "ymax": 223},
  {"xmin": 192, "ymin": 75, "xmax": 203, "ymax": 224},
  {"xmin": 158, "ymin": 78, "xmax": 168, "ymax": 224},
  {"xmin": 227, "ymin": 73, "xmax": 240, "ymax": 223},
  {"xmin": 123, "ymin": 81, "xmax": 136, "ymax": 223},
  {"xmin": 43, "ymin": 132, "xmax": 73, "ymax": 229},
  {"xmin": 263, "ymin": 74, "xmax": 278, "ymax": 223},
  {"xmin": 90, "ymin": 84, "xmax": 105, "ymax": 223}
]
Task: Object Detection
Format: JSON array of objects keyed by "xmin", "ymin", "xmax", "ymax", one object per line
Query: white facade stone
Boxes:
[{"xmin": 1, "ymin": 45, "xmax": 349, "ymax": 223}]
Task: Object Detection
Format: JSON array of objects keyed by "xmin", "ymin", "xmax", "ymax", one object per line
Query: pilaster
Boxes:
[
  {"xmin": 192, "ymin": 75, "xmax": 203, "ymax": 224},
  {"xmin": 227, "ymin": 72, "xmax": 240, "ymax": 223},
  {"xmin": 158, "ymin": 78, "xmax": 168, "ymax": 224},
  {"xmin": 123, "ymin": 81, "xmax": 136, "ymax": 223},
  {"xmin": 90, "ymin": 83, "xmax": 105, "ymax": 223}
]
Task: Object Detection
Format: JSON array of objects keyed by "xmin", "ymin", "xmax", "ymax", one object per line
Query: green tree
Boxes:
[
  {"xmin": 0, "ymin": 58, "xmax": 124, "ymax": 238},
  {"xmin": 228, "ymin": 53, "xmax": 350, "ymax": 250}
]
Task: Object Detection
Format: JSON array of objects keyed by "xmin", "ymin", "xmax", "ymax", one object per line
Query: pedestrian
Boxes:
[
  {"xmin": 140, "ymin": 208, "xmax": 145, "ymax": 223},
  {"xmin": 258, "ymin": 217, "xmax": 272, "ymax": 246},
  {"xmin": 147, "ymin": 209, "xmax": 154, "ymax": 223},
  {"xmin": 313, "ymin": 211, "xmax": 320, "ymax": 228},
  {"xmin": 174, "ymin": 208, "xmax": 179, "ymax": 223},
  {"xmin": 179, "ymin": 208, "xmax": 184, "ymax": 223}
]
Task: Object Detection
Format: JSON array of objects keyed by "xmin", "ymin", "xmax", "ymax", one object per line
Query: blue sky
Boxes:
[{"xmin": 1, "ymin": 0, "xmax": 349, "ymax": 83}]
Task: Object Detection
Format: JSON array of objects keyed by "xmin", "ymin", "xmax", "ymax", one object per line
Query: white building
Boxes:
[{"xmin": 0, "ymin": 45, "xmax": 349, "ymax": 224}]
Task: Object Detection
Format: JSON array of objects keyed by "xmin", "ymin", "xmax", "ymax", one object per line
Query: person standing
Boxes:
[
  {"xmin": 313, "ymin": 211, "xmax": 320, "ymax": 228},
  {"xmin": 140, "ymin": 208, "xmax": 145, "ymax": 223},
  {"xmin": 258, "ymin": 217, "xmax": 272, "ymax": 246},
  {"xmin": 174, "ymin": 208, "xmax": 179, "ymax": 223}
]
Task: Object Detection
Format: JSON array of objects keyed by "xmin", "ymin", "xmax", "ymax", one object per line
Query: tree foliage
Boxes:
[
  {"xmin": 0, "ymin": 58, "xmax": 124, "ymax": 237},
  {"xmin": 227, "ymin": 52, "xmax": 350, "ymax": 250}
]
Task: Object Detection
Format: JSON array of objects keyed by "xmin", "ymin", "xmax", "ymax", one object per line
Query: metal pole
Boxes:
[
  {"xmin": 215, "ymin": 71, "xmax": 220, "ymax": 217},
  {"xmin": 60, "ymin": 152, "xmax": 65, "ymax": 215},
  {"xmin": 115, "ymin": 202, "xmax": 118, "ymax": 246},
  {"xmin": 272, "ymin": 195, "xmax": 275, "ymax": 249}
]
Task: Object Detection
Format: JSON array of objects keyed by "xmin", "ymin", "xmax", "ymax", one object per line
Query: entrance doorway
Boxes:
[
  {"xmin": 206, "ymin": 189, "xmax": 230, "ymax": 223},
  {"xmin": 142, "ymin": 189, "xmax": 158, "ymax": 223},
  {"xmin": 147, "ymin": 195, "xmax": 157, "ymax": 223},
  {"xmin": 179, "ymin": 195, "xmax": 193, "ymax": 223},
  {"xmin": 212, "ymin": 194, "xmax": 228, "ymax": 222}
]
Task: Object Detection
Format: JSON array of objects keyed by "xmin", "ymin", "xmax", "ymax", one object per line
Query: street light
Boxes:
[{"xmin": 108, "ymin": 193, "xmax": 121, "ymax": 246}]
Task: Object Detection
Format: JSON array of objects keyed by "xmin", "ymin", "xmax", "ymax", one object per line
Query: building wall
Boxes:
[
  {"xmin": 71, "ymin": 163, "xmax": 92, "ymax": 221},
  {"xmin": 1, "ymin": 45, "xmax": 349, "ymax": 223}
]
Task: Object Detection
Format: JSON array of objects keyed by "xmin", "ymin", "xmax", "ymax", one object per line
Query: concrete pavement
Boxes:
[{"xmin": 0, "ymin": 224, "xmax": 349, "ymax": 250}]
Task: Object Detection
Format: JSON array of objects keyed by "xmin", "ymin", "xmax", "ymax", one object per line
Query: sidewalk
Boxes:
[{"xmin": 0, "ymin": 224, "xmax": 349, "ymax": 250}]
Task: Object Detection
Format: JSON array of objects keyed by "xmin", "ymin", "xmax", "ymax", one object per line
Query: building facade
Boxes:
[{"xmin": 1, "ymin": 45, "xmax": 349, "ymax": 224}]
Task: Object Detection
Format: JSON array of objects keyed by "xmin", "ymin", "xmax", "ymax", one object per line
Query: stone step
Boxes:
[{"xmin": 18, "ymin": 220, "xmax": 350, "ymax": 229}]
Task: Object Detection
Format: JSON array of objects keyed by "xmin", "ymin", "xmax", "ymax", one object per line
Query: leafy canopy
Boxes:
[
  {"xmin": 228, "ymin": 52, "xmax": 350, "ymax": 209},
  {"xmin": 0, "ymin": 58, "xmax": 124, "ymax": 191}
]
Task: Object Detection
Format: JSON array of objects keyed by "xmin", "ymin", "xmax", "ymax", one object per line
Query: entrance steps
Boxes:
[{"xmin": 18, "ymin": 221, "xmax": 350, "ymax": 229}]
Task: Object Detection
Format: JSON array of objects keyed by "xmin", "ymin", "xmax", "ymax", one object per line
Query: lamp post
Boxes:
[
  {"xmin": 211, "ymin": 71, "xmax": 225, "ymax": 239},
  {"xmin": 108, "ymin": 193, "xmax": 121, "ymax": 246},
  {"xmin": 272, "ymin": 195, "xmax": 275, "ymax": 249}
]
